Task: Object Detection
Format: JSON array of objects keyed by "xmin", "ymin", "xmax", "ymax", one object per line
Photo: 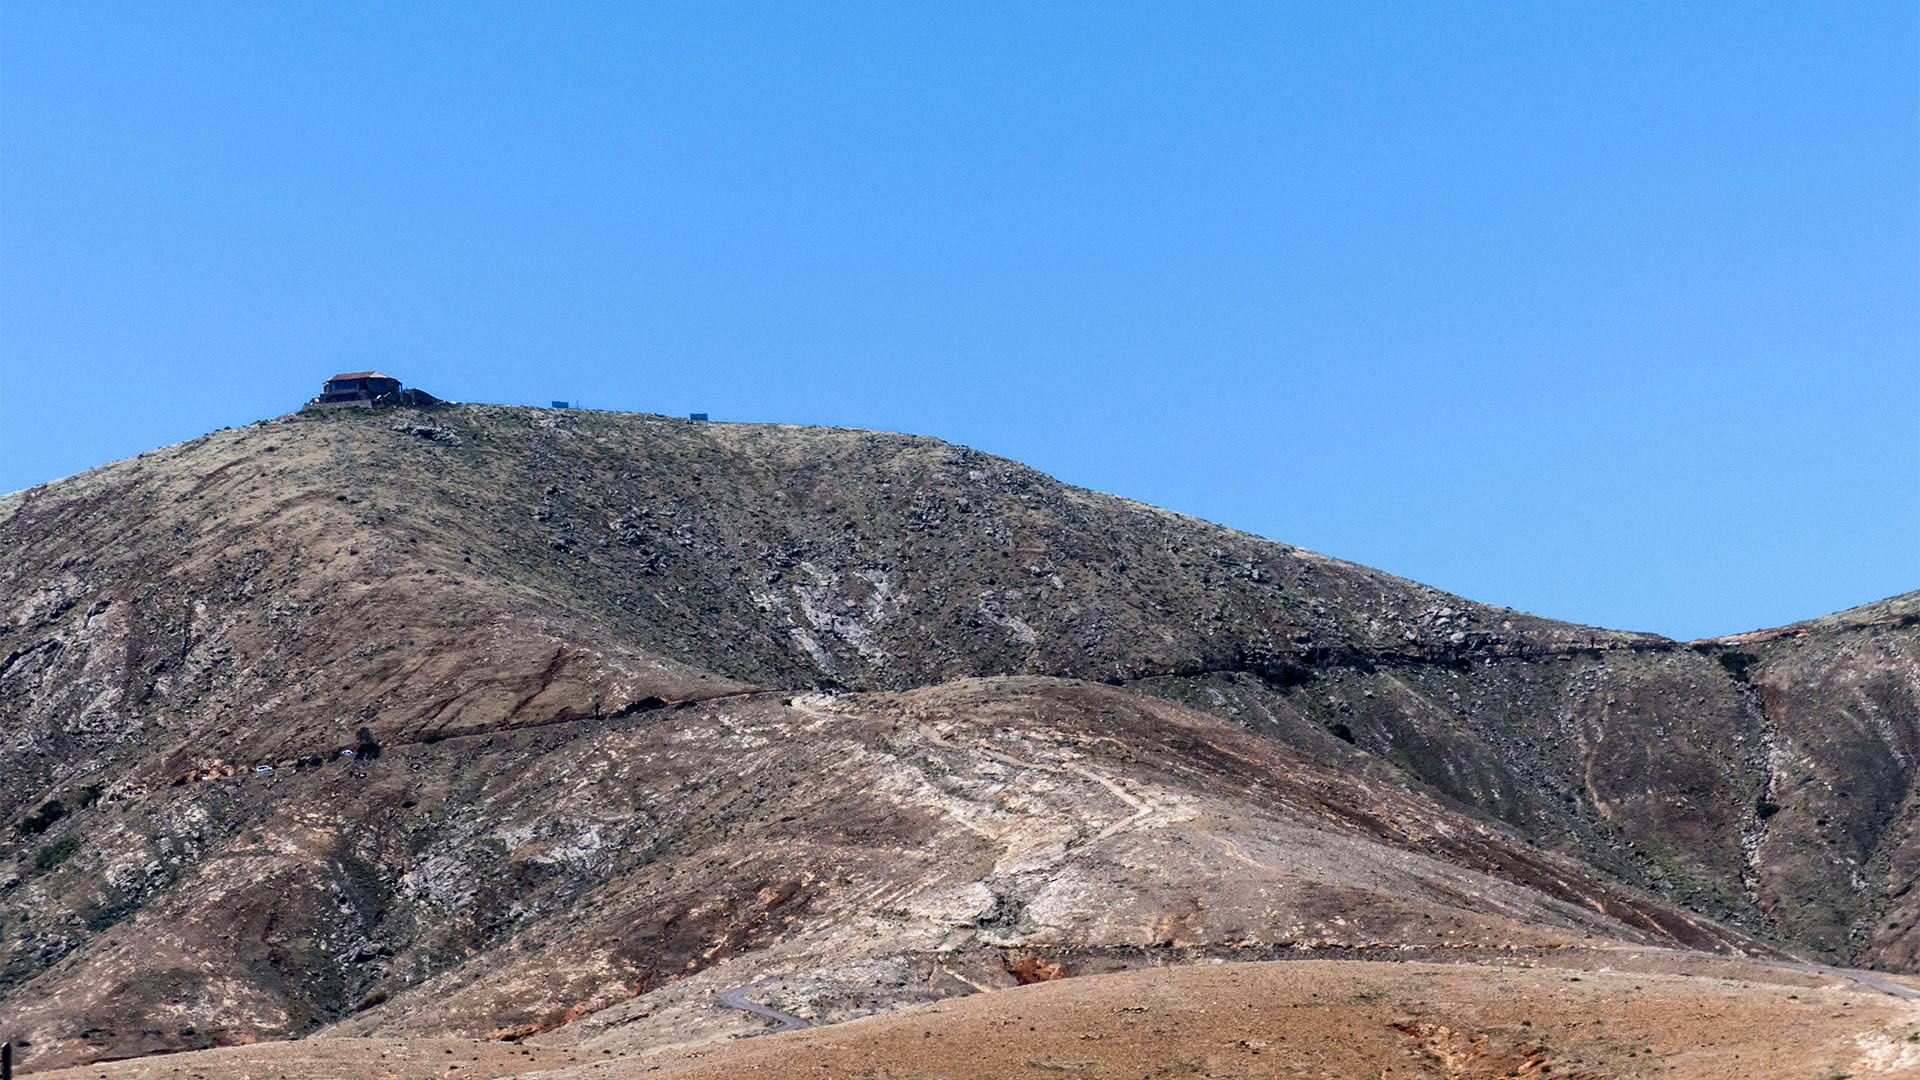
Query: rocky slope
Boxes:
[{"xmin": 0, "ymin": 403, "xmax": 1912, "ymax": 1068}]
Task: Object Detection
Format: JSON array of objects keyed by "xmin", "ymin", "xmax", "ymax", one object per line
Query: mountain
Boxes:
[{"xmin": 0, "ymin": 402, "xmax": 1913, "ymax": 1071}]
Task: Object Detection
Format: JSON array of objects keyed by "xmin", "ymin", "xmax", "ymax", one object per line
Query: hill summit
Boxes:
[{"xmin": 0, "ymin": 403, "xmax": 1914, "ymax": 1071}]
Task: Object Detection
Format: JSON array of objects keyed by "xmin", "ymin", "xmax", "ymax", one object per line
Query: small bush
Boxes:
[
  {"xmin": 1757, "ymin": 799, "xmax": 1782, "ymax": 819},
  {"xmin": 85, "ymin": 901, "xmax": 136, "ymax": 931},
  {"xmin": 1717, "ymin": 651, "xmax": 1759, "ymax": 681},
  {"xmin": 1328, "ymin": 722, "xmax": 1357, "ymax": 744},
  {"xmin": 1254, "ymin": 659, "xmax": 1316, "ymax": 688},
  {"xmin": 34, "ymin": 835, "xmax": 81, "ymax": 871}
]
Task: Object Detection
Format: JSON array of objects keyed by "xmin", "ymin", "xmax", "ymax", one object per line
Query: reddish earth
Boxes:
[
  {"xmin": 30, "ymin": 957, "xmax": 1920, "ymax": 1079},
  {"xmin": 570, "ymin": 959, "xmax": 1920, "ymax": 1080}
]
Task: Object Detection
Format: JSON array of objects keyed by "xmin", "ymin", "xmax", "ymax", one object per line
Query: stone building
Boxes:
[{"xmin": 303, "ymin": 372, "xmax": 443, "ymax": 410}]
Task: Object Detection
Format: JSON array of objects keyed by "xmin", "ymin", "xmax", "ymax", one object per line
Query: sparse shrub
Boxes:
[
  {"xmin": 1717, "ymin": 651, "xmax": 1759, "ymax": 681},
  {"xmin": 1258, "ymin": 660, "xmax": 1316, "ymax": 688},
  {"xmin": 85, "ymin": 901, "xmax": 135, "ymax": 931},
  {"xmin": 34, "ymin": 835, "xmax": 80, "ymax": 871},
  {"xmin": 1757, "ymin": 799, "xmax": 1782, "ymax": 819}
]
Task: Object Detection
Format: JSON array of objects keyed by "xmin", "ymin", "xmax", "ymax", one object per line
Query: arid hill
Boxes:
[
  {"xmin": 34, "ymin": 958, "xmax": 1920, "ymax": 1080},
  {"xmin": 0, "ymin": 403, "xmax": 1913, "ymax": 1071}
]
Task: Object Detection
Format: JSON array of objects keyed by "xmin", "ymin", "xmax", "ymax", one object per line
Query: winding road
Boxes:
[{"xmin": 715, "ymin": 981, "xmax": 810, "ymax": 1034}]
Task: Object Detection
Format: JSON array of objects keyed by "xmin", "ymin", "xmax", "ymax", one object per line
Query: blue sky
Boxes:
[{"xmin": 3, "ymin": 2, "xmax": 1915, "ymax": 639}]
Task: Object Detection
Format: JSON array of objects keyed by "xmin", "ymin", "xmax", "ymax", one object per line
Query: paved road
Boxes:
[
  {"xmin": 715, "ymin": 982, "xmax": 810, "ymax": 1034},
  {"xmin": 1624, "ymin": 946, "xmax": 1920, "ymax": 1001},
  {"xmin": 1766, "ymin": 958, "xmax": 1920, "ymax": 1000}
]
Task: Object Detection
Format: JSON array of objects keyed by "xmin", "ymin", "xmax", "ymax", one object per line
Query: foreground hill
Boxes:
[
  {"xmin": 35, "ymin": 958, "xmax": 1920, "ymax": 1080},
  {"xmin": 564, "ymin": 957, "xmax": 1920, "ymax": 1080},
  {"xmin": 0, "ymin": 403, "xmax": 1913, "ymax": 1069}
]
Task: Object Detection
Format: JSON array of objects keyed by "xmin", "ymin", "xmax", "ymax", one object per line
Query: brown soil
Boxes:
[
  {"xmin": 36, "ymin": 958, "xmax": 1920, "ymax": 1080},
  {"xmin": 575, "ymin": 959, "xmax": 1920, "ymax": 1080}
]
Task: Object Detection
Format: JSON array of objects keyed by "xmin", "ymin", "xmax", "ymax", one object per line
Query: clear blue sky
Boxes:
[{"xmin": 3, "ymin": 3, "xmax": 1915, "ymax": 639}]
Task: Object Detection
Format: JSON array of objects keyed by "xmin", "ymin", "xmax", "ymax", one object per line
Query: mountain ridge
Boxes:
[{"xmin": 1, "ymin": 402, "xmax": 1914, "ymax": 1069}]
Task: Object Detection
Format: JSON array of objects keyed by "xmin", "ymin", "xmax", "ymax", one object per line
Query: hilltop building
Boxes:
[
  {"xmin": 303, "ymin": 372, "xmax": 444, "ymax": 410},
  {"xmin": 312, "ymin": 371, "xmax": 400, "ymax": 405}
]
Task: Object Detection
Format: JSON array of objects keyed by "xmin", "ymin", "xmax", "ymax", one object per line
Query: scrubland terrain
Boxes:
[{"xmin": 1, "ymin": 404, "xmax": 1914, "ymax": 1075}]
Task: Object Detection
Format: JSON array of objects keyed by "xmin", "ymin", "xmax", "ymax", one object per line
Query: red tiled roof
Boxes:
[{"xmin": 327, "ymin": 371, "xmax": 396, "ymax": 382}]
